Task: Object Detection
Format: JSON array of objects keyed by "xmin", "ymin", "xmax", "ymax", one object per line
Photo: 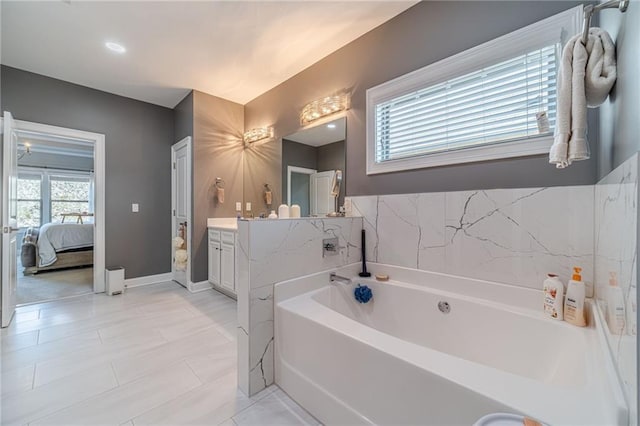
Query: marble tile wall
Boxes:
[
  {"xmin": 349, "ymin": 185, "xmax": 595, "ymax": 290},
  {"xmin": 595, "ymin": 153, "xmax": 638, "ymax": 424},
  {"xmin": 236, "ymin": 217, "xmax": 362, "ymax": 396}
]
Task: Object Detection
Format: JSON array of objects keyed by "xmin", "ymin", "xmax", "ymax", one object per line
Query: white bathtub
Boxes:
[{"xmin": 275, "ymin": 263, "xmax": 628, "ymax": 426}]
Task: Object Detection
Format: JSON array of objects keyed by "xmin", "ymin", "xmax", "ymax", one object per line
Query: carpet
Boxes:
[{"xmin": 17, "ymin": 262, "xmax": 93, "ymax": 305}]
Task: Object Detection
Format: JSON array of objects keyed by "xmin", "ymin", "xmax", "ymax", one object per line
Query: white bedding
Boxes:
[{"xmin": 38, "ymin": 223, "xmax": 94, "ymax": 267}]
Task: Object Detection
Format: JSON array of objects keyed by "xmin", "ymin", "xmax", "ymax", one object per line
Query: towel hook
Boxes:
[
  {"xmin": 581, "ymin": 0, "xmax": 629, "ymax": 45},
  {"xmin": 215, "ymin": 177, "xmax": 225, "ymax": 189}
]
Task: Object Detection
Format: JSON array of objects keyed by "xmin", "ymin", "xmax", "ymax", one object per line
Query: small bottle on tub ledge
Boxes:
[
  {"xmin": 543, "ymin": 274, "xmax": 564, "ymax": 321},
  {"xmin": 564, "ymin": 267, "xmax": 587, "ymax": 327}
]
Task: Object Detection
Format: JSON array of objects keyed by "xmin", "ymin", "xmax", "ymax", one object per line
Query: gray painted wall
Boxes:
[
  {"xmin": 173, "ymin": 91, "xmax": 194, "ymax": 142},
  {"xmin": 191, "ymin": 90, "xmax": 244, "ymax": 283},
  {"xmin": 598, "ymin": 0, "xmax": 640, "ymax": 179},
  {"xmin": 1, "ymin": 65, "xmax": 174, "ymax": 279},
  {"xmin": 244, "ymin": 1, "xmax": 594, "ymax": 198},
  {"xmin": 19, "ymin": 152, "xmax": 93, "ymax": 171}
]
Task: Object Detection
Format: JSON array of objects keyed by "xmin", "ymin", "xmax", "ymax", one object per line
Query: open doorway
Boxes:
[
  {"xmin": 3, "ymin": 118, "xmax": 105, "ymax": 309},
  {"xmin": 15, "ymin": 134, "xmax": 95, "ymax": 304},
  {"xmin": 16, "ymin": 133, "xmax": 95, "ymax": 304}
]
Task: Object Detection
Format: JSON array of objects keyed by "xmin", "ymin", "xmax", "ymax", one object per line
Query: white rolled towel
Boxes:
[{"xmin": 549, "ymin": 27, "xmax": 616, "ymax": 169}]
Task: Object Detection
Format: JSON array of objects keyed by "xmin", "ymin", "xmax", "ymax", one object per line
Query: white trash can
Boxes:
[{"xmin": 106, "ymin": 267, "xmax": 125, "ymax": 295}]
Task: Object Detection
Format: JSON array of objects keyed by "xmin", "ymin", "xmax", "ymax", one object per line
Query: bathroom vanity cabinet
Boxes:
[{"xmin": 207, "ymin": 221, "xmax": 238, "ymax": 298}]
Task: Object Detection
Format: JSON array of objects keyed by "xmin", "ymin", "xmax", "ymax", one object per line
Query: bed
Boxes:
[{"xmin": 20, "ymin": 223, "xmax": 94, "ymax": 274}]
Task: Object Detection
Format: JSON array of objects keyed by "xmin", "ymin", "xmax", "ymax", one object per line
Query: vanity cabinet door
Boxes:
[
  {"xmin": 208, "ymin": 240, "xmax": 221, "ymax": 286},
  {"xmin": 220, "ymin": 242, "xmax": 235, "ymax": 291}
]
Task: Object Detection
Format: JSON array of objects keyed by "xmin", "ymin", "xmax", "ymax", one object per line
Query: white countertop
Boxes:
[{"xmin": 207, "ymin": 218, "xmax": 238, "ymax": 230}]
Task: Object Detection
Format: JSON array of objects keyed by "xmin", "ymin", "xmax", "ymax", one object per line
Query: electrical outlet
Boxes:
[{"xmin": 132, "ymin": 203, "xmax": 139, "ymax": 213}]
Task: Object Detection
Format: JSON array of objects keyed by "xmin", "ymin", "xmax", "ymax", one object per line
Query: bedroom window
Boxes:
[
  {"xmin": 17, "ymin": 173, "xmax": 43, "ymax": 228},
  {"xmin": 50, "ymin": 175, "xmax": 91, "ymax": 223},
  {"xmin": 365, "ymin": 7, "xmax": 580, "ymax": 174}
]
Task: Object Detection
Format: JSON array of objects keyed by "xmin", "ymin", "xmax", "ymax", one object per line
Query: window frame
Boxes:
[
  {"xmin": 49, "ymin": 172, "xmax": 92, "ymax": 223},
  {"xmin": 366, "ymin": 6, "xmax": 581, "ymax": 175},
  {"xmin": 16, "ymin": 170, "xmax": 44, "ymax": 228},
  {"xmin": 16, "ymin": 167, "xmax": 92, "ymax": 226}
]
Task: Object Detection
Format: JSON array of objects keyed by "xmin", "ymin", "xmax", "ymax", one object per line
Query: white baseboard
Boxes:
[
  {"xmin": 125, "ymin": 272, "xmax": 173, "ymax": 288},
  {"xmin": 189, "ymin": 280, "xmax": 212, "ymax": 293}
]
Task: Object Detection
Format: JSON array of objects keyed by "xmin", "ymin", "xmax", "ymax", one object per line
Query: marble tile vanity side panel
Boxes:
[
  {"xmin": 248, "ymin": 286, "xmax": 275, "ymax": 395},
  {"xmin": 349, "ymin": 185, "xmax": 594, "ymax": 290},
  {"xmin": 247, "ymin": 217, "xmax": 362, "ymax": 290},
  {"xmin": 236, "ymin": 220, "xmax": 251, "ymax": 396},
  {"xmin": 595, "ymin": 153, "xmax": 638, "ymax": 421},
  {"xmin": 238, "ymin": 217, "xmax": 363, "ymax": 396}
]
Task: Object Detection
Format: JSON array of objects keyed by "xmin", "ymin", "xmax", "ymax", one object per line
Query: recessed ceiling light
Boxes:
[
  {"xmin": 105, "ymin": 42, "xmax": 126, "ymax": 54},
  {"xmin": 327, "ymin": 123, "xmax": 336, "ymax": 129}
]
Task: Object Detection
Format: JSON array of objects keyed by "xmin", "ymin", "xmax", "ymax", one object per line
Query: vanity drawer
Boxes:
[
  {"xmin": 221, "ymin": 231, "xmax": 235, "ymax": 244},
  {"xmin": 208, "ymin": 229, "xmax": 221, "ymax": 242}
]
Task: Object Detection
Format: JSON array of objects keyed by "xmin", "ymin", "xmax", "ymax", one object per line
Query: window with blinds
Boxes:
[
  {"xmin": 375, "ymin": 45, "xmax": 557, "ymax": 163},
  {"xmin": 365, "ymin": 7, "xmax": 579, "ymax": 174}
]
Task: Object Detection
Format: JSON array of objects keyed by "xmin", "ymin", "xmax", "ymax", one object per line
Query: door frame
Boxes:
[
  {"xmin": 171, "ymin": 137, "xmax": 192, "ymax": 289},
  {"xmin": 0, "ymin": 118, "xmax": 106, "ymax": 294},
  {"xmin": 286, "ymin": 165, "xmax": 316, "ymax": 207}
]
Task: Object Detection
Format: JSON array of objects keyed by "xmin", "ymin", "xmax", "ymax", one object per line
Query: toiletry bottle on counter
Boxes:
[
  {"xmin": 564, "ymin": 267, "xmax": 586, "ymax": 327},
  {"xmin": 543, "ymin": 274, "xmax": 564, "ymax": 320},
  {"xmin": 607, "ymin": 272, "xmax": 626, "ymax": 335},
  {"xmin": 278, "ymin": 204, "xmax": 290, "ymax": 219},
  {"xmin": 268, "ymin": 210, "xmax": 278, "ymax": 219},
  {"xmin": 290, "ymin": 204, "xmax": 301, "ymax": 218}
]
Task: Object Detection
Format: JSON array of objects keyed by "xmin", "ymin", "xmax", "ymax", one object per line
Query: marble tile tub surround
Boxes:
[
  {"xmin": 236, "ymin": 217, "xmax": 363, "ymax": 396},
  {"xmin": 595, "ymin": 153, "xmax": 638, "ymax": 423},
  {"xmin": 348, "ymin": 185, "xmax": 594, "ymax": 290}
]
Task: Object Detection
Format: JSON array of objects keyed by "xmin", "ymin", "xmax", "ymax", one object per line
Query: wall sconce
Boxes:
[
  {"xmin": 300, "ymin": 93, "xmax": 350, "ymax": 126},
  {"xmin": 243, "ymin": 127, "xmax": 274, "ymax": 144}
]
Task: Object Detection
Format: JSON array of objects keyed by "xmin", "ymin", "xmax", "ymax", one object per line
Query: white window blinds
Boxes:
[{"xmin": 375, "ymin": 45, "xmax": 558, "ymax": 163}]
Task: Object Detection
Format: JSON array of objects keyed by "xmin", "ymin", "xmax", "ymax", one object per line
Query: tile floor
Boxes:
[{"xmin": 1, "ymin": 281, "xmax": 319, "ymax": 426}]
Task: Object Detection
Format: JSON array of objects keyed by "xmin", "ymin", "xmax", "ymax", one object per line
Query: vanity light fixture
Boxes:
[
  {"xmin": 243, "ymin": 126, "xmax": 274, "ymax": 144},
  {"xmin": 300, "ymin": 93, "xmax": 349, "ymax": 126}
]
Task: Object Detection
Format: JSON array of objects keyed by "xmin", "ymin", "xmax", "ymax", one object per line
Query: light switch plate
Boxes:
[{"xmin": 132, "ymin": 203, "xmax": 139, "ymax": 213}]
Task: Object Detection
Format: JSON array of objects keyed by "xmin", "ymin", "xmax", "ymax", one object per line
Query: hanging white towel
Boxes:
[{"xmin": 549, "ymin": 27, "xmax": 616, "ymax": 168}]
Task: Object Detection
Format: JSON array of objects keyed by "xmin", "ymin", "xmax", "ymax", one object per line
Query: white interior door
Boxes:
[
  {"xmin": 2, "ymin": 112, "xmax": 19, "ymax": 327},
  {"xmin": 171, "ymin": 137, "xmax": 191, "ymax": 288},
  {"xmin": 310, "ymin": 170, "xmax": 335, "ymax": 217}
]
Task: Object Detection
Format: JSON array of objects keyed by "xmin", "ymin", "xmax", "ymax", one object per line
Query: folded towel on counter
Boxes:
[{"xmin": 549, "ymin": 27, "xmax": 616, "ymax": 169}]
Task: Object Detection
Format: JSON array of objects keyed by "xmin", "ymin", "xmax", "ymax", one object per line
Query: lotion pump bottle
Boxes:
[
  {"xmin": 543, "ymin": 274, "xmax": 564, "ymax": 320},
  {"xmin": 564, "ymin": 267, "xmax": 586, "ymax": 327}
]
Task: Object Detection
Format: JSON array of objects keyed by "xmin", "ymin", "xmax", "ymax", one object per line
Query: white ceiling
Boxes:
[{"xmin": 1, "ymin": 1, "xmax": 416, "ymax": 108}]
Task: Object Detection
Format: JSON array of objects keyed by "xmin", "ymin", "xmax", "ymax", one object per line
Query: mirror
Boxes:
[{"xmin": 281, "ymin": 117, "xmax": 346, "ymax": 217}]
